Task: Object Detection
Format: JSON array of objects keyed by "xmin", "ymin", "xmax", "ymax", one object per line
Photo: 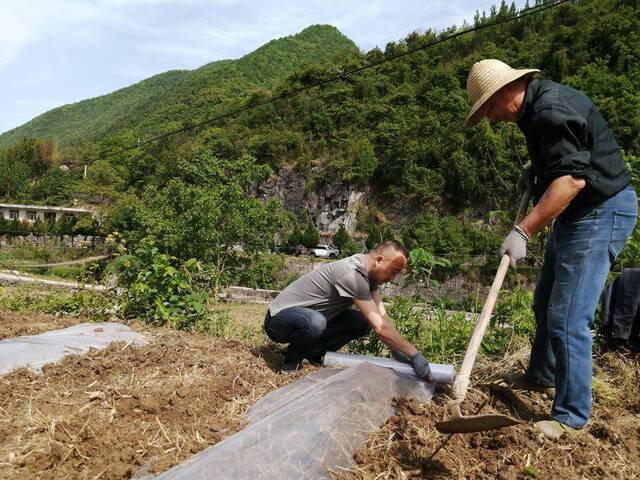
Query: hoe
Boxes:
[{"xmin": 436, "ymin": 188, "xmax": 531, "ymax": 434}]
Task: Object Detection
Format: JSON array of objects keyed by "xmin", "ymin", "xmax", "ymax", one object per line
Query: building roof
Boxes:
[{"xmin": 0, "ymin": 203, "xmax": 92, "ymax": 214}]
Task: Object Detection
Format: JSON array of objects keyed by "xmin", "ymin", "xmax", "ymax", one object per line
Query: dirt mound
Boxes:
[
  {"xmin": 339, "ymin": 350, "xmax": 640, "ymax": 480},
  {"xmin": 0, "ymin": 310, "xmax": 82, "ymax": 340},
  {"xmin": 0, "ymin": 326, "xmax": 310, "ymax": 479}
]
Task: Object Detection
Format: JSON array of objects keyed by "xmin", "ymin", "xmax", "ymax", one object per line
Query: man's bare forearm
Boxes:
[
  {"xmin": 356, "ymin": 298, "xmax": 419, "ymax": 357},
  {"xmin": 375, "ymin": 323, "xmax": 418, "ymax": 357},
  {"xmin": 520, "ymin": 175, "xmax": 586, "ymax": 237}
]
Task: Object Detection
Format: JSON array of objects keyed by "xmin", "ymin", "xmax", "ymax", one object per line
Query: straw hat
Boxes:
[{"xmin": 466, "ymin": 59, "xmax": 539, "ymax": 126}]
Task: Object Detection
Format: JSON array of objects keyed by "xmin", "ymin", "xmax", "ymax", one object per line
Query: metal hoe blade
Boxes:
[{"xmin": 436, "ymin": 404, "xmax": 520, "ymax": 434}]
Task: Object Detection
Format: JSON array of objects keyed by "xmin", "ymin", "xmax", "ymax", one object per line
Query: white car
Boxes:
[{"xmin": 310, "ymin": 244, "xmax": 339, "ymax": 258}]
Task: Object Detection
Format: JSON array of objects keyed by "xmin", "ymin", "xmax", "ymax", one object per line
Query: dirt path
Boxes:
[
  {"xmin": 0, "ymin": 310, "xmax": 83, "ymax": 340},
  {"xmin": 0, "ymin": 327, "xmax": 309, "ymax": 479},
  {"xmin": 339, "ymin": 350, "xmax": 640, "ymax": 480},
  {"xmin": 0, "ymin": 271, "xmax": 109, "ymax": 291}
]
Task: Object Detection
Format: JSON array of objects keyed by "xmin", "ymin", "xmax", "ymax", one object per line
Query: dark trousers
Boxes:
[{"xmin": 264, "ymin": 307, "xmax": 371, "ymax": 362}]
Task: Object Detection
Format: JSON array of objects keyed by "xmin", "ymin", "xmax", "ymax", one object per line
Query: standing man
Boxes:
[
  {"xmin": 264, "ymin": 240, "xmax": 433, "ymax": 381},
  {"xmin": 466, "ymin": 59, "xmax": 637, "ymax": 439}
]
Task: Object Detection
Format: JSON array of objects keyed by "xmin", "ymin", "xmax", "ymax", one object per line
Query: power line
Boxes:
[{"xmin": 63, "ymin": 0, "xmax": 570, "ymax": 171}]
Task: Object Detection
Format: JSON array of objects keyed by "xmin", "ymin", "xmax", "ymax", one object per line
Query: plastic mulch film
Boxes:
[
  {"xmin": 155, "ymin": 362, "xmax": 435, "ymax": 480},
  {"xmin": 0, "ymin": 322, "xmax": 149, "ymax": 375}
]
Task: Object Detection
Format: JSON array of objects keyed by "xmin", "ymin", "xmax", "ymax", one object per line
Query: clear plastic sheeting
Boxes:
[
  {"xmin": 155, "ymin": 362, "xmax": 435, "ymax": 480},
  {"xmin": 0, "ymin": 322, "xmax": 149, "ymax": 375}
]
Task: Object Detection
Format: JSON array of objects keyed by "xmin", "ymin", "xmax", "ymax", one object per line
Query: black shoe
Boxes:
[
  {"xmin": 303, "ymin": 353, "xmax": 324, "ymax": 365},
  {"xmin": 280, "ymin": 348, "xmax": 303, "ymax": 374},
  {"xmin": 280, "ymin": 359, "xmax": 302, "ymax": 374},
  {"xmin": 502, "ymin": 372, "xmax": 555, "ymax": 396}
]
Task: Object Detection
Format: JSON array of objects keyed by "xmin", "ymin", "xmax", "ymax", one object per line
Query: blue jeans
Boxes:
[
  {"xmin": 527, "ymin": 186, "xmax": 637, "ymax": 428},
  {"xmin": 264, "ymin": 307, "xmax": 371, "ymax": 362}
]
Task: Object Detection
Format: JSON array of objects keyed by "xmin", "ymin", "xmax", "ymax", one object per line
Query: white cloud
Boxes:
[
  {"xmin": 0, "ymin": 5, "xmax": 40, "ymax": 70},
  {"xmin": 141, "ymin": 43, "xmax": 216, "ymax": 61},
  {"xmin": 0, "ymin": 1, "xmax": 102, "ymax": 70}
]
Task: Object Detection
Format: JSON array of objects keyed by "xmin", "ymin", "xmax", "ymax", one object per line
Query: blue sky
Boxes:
[{"xmin": 0, "ymin": 0, "xmax": 526, "ymax": 135}]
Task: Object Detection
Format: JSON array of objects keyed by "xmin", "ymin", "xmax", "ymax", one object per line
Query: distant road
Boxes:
[
  {"xmin": 0, "ymin": 270, "xmax": 110, "ymax": 291},
  {"xmin": 3, "ymin": 254, "xmax": 111, "ymax": 269}
]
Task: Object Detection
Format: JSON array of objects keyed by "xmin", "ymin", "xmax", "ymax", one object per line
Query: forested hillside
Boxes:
[
  {"xmin": 0, "ymin": 25, "xmax": 359, "ymax": 151},
  {"xmin": 1, "ymin": 0, "xmax": 639, "ymax": 288}
]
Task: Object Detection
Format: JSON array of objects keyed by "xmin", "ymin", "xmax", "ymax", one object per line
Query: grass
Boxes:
[
  {"xmin": 201, "ymin": 302, "xmax": 268, "ymax": 341},
  {"xmin": 0, "ymin": 244, "xmax": 106, "ymax": 282},
  {"xmin": 0, "ymin": 285, "xmax": 116, "ymax": 321},
  {"xmin": 0, "ymin": 283, "xmax": 270, "ymax": 342},
  {"xmin": 349, "ymin": 290, "xmax": 537, "ymax": 367},
  {"xmin": 0, "ymin": 281, "xmax": 537, "ymax": 364}
]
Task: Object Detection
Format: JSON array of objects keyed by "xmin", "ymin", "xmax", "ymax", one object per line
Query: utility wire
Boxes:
[
  {"xmin": 8, "ymin": 0, "xmax": 567, "ymax": 265},
  {"xmin": 62, "ymin": 0, "xmax": 570, "ymax": 171}
]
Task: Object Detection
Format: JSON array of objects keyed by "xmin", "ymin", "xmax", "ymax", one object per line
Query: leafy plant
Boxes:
[
  {"xmin": 406, "ymin": 248, "xmax": 452, "ymax": 290},
  {"xmin": 349, "ymin": 290, "xmax": 536, "ymax": 366},
  {"xmin": 113, "ymin": 238, "xmax": 211, "ymax": 329},
  {"xmin": 195, "ymin": 310, "xmax": 233, "ymax": 338}
]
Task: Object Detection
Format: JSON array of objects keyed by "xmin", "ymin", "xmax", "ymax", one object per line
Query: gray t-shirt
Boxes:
[{"xmin": 268, "ymin": 254, "xmax": 378, "ymax": 321}]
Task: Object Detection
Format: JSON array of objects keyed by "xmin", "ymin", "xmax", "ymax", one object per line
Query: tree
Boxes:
[
  {"xmin": 334, "ymin": 224, "xmax": 361, "ymax": 257},
  {"xmin": 110, "ymin": 150, "xmax": 287, "ymax": 294},
  {"xmin": 344, "ymin": 139, "xmax": 378, "ymax": 183},
  {"xmin": 334, "ymin": 224, "xmax": 350, "ymax": 252},
  {"xmin": 301, "ymin": 221, "xmax": 320, "ymax": 248}
]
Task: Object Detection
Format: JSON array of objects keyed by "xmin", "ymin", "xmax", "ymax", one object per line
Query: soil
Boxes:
[
  {"xmin": 2, "ymin": 311, "xmax": 639, "ymax": 480},
  {"xmin": 0, "ymin": 310, "xmax": 83, "ymax": 340},
  {"xmin": 339, "ymin": 350, "xmax": 640, "ymax": 480},
  {"xmin": 0, "ymin": 325, "xmax": 311, "ymax": 479}
]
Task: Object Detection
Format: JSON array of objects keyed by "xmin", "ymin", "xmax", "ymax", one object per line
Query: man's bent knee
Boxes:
[{"xmin": 306, "ymin": 311, "xmax": 327, "ymax": 339}]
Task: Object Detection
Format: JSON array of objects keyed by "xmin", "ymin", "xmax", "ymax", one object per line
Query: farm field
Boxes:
[
  {"xmin": 1, "ymin": 304, "xmax": 638, "ymax": 479},
  {"xmin": 0, "ymin": 313, "xmax": 309, "ymax": 479}
]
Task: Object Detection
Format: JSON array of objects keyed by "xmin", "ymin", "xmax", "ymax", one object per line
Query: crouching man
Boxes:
[{"xmin": 264, "ymin": 240, "xmax": 433, "ymax": 379}]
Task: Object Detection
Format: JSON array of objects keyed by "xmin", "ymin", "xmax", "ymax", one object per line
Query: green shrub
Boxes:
[
  {"xmin": 301, "ymin": 221, "xmax": 320, "ymax": 248},
  {"xmin": 234, "ymin": 252, "xmax": 285, "ymax": 289},
  {"xmin": 340, "ymin": 238, "xmax": 362, "ymax": 257},
  {"xmin": 484, "ymin": 289, "xmax": 536, "ymax": 356},
  {"xmin": 403, "ymin": 213, "xmax": 502, "ymax": 258},
  {"xmin": 334, "ymin": 225, "xmax": 361, "ymax": 257},
  {"xmin": 113, "ymin": 238, "xmax": 211, "ymax": 329},
  {"xmin": 403, "ymin": 213, "xmax": 467, "ymax": 257},
  {"xmin": 348, "ymin": 290, "xmax": 536, "ymax": 366},
  {"xmin": 334, "ymin": 225, "xmax": 350, "ymax": 252},
  {"xmin": 406, "ymin": 248, "xmax": 453, "ymax": 290},
  {"xmin": 195, "ymin": 310, "xmax": 233, "ymax": 338}
]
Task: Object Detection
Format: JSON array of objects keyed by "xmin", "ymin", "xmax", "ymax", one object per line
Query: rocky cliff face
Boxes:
[{"xmin": 257, "ymin": 167, "xmax": 367, "ymax": 234}]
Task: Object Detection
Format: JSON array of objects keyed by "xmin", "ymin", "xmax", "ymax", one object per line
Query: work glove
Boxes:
[
  {"xmin": 391, "ymin": 349, "xmax": 412, "ymax": 364},
  {"xmin": 410, "ymin": 352, "xmax": 434, "ymax": 382},
  {"xmin": 517, "ymin": 162, "xmax": 534, "ymax": 193},
  {"xmin": 500, "ymin": 226, "xmax": 529, "ymax": 267}
]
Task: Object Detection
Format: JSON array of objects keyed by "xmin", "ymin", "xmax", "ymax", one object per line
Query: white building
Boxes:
[{"xmin": 0, "ymin": 203, "xmax": 92, "ymax": 223}]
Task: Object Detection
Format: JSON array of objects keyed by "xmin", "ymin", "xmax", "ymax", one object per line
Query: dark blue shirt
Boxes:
[{"xmin": 517, "ymin": 79, "xmax": 630, "ymax": 217}]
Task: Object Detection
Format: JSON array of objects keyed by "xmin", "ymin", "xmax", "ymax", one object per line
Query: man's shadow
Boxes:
[{"xmin": 251, "ymin": 342, "xmax": 285, "ymax": 372}]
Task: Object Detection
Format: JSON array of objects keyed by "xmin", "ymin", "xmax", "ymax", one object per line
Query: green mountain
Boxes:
[
  {"xmin": 0, "ymin": 25, "xmax": 359, "ymax": 151},
  {"xmin": 1, "ymin": 0, "xmax": 639, "ymax": 270}
]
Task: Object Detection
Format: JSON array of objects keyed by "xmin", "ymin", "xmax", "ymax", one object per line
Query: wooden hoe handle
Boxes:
[{"xmin": 450, "ymin": 189, "xmax": 532, "ymax": 402}]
